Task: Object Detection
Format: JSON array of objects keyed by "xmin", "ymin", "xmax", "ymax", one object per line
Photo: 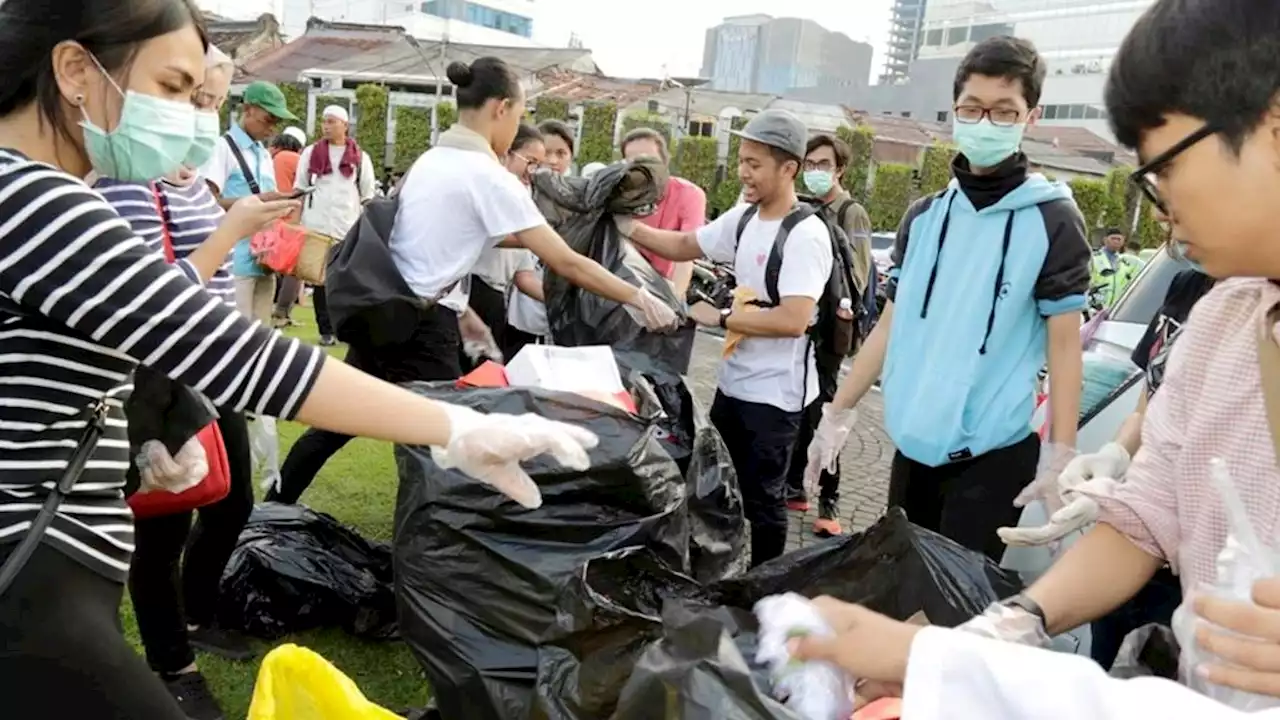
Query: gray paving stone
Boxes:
[{"xmin": 684, "ymin": 332, "xmax": 893, "ymax": 553}]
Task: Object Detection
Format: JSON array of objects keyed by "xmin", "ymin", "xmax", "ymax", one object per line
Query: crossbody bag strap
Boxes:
[
  {"xmin": 225, "ymin": 135, "xmax": 261, "ymax": 195},
  {"xmin": 1256, "ymin": 303, "xmax": 1280, "ymax": 461},
  {"xmin": 149, "ymin": 182, "xmax": 176, "ymax": 263}
]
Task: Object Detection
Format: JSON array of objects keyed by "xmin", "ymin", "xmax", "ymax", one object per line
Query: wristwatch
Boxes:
[
  {"xmin": 1000, "ymin": 593, "xmax": 1048, "ymax": 626},
  {"xmin": 719, "ymin": 308, "xmax": 732, "ymax": 329}
]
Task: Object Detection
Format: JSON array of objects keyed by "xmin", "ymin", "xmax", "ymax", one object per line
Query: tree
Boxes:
[
  {"xmin": 354, "ymin": 84, "xmax": 388, "ymax": 172},
  {"xmin": 620, "ymin": 112, "xmax": 673, "ymax": 146},
  {"xmin": 868, "ymin": 163, "xmax": 916, "ymax": 232},
  {"xmin": 434, "ymin": 101, "xmax": 457, "ymax": 138},
  {"xmin": 918, "ymin": 142, "xmax": 956, "ymax": 196},
  {"xmin": 393, "ymin": 106, "xmax": 430, "ymax": 174},
  {"xmin": 578, "ymin": 102, "xmax": 617, "ymax": 167},
  {"xmin": 710, "ymin": 117, "xmax": 747, "ymax": 214},
  {"xmin": 534, "ymin": 97, "xmax": 569, "ymax": 124},
  {"xmin": 835, "ymin": 125, "xmax": 875, "ymax": 202},
  {"xmin": 1068, "ymin": 177, "xmax": 1110, "ymax": 233},
  {"xmin": 672, "ymin": 136, "xmax": 718, "ymax": 195}
]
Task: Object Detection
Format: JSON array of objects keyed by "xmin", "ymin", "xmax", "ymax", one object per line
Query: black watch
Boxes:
[
  {"xmin": 1000, "ymin": 593, "xmax": 1047, "ymax": 626},
  {"xmin": 718, "ymin": 308, "xmax": 731, "ymax": 329}
]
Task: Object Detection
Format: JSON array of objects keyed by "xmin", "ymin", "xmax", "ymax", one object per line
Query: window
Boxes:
[
  {"xmin": 688, "ymin": 120, "xmax": 714, "ymax": 137},
  {"xmin": 945, "ymin": 26, "xmax": 969, "ymax": 45},
  {"xmin": 1068, "ymin": 104, "xmax": 1085, "ymax": 120},
  {"xmin": 900, "ymin": 111, "xmax": 911, "ymax": 118},
  {"xmin": 462, "ymin": 2, "xmax": 532, "ymax": 37},
  {"xmin": 925, "ymin": 29, "xmax": 944, "ymax": 46},
  {"xmin": 936, "ymin": 111, "xmax": 948, "ymax": 122},
  {"xmin": 1085, "ymin": 105, "xmax": 1102, "ymax": 120},
  {"xmin": 422, "ymin": 0, "xmax": 443, "ymax": 16},
  {"xmin": 647, "ymin": 100, "xmax": 659, "ymax": 113},
  {"xmin": 1043, "ymin": 105, "xmax": 1058, "ymax": 120}
]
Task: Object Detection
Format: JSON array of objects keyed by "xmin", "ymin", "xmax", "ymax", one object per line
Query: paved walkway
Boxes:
[{"xmin": 684, "ymin": 332, "xmax": 894, "ymax": 551}]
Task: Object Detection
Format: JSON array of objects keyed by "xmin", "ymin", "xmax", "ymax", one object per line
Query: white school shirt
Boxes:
[
  {"xmin": 696, "ymin": 202, "xmax": 831, "ymax": 413},
  {"xmin": 507, "ymin": 250, "xmax": 548, "ymax": 336}
]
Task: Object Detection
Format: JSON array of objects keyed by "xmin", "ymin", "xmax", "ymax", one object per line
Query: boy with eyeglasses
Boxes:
[{"xmin": 804, "ymin": 36, "xmax": 1092, "ymax": 561}]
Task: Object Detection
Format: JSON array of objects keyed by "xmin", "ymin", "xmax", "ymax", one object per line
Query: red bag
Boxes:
[
  {"xmin": 127, "ymin": 184, "xmax": 232, "ymax": 518},
  {"xmin": 250, "ymin": 220, "xmax": 307, "ymax": 275}
]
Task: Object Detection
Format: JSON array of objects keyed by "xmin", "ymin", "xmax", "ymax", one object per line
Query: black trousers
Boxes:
[
  {"xmin": 128, "ymin": 409, "xmax": 253, "ymax": 673},
  {"xmin": 313, "ymin": 284, "xmax": 332, "ymax": 337},
  {"xmin": 785, "ymin": 352, "xmax": 842, "ymax": 503},
  {"xmin": 502, "ymin": 327, "xmax": 539, "ymax": 365},
  {"xmin": 709, "ymin": 391, "xmax": 803, "ymax": 567},
  {"xmin": 0, "ymin": 545, "xmax": 187, "ymax": 718},
  {"xmin": 468, "ymin": 277, "xmax": 508, "ymax": 351},
  {"xmin": 268, "ymin": 305, "xmax": 462, "ymax": 505},
  {"xmin": 888, "ymin": 432, "xmax": 1039, "ymax": 561},
  {"xmin": 1090, "ymin": 567, "xmax": 1183, "ymax": 669},
  {"xmin": 273, "ymin": 274, "xmax": 301, "ymax": 319}
]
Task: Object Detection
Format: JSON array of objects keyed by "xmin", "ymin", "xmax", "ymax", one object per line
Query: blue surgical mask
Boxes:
[
  {"xmin": 184, "ymin": 111, "xmax": 221, "ymax": 169},
  {"xmin": 803, "ymin": 169, "xmax": 835, "ymax": 196},
  {"xmin": 953, "ymin": 119, "xmax": 1026, "ymax": 169},
  {"xmin": 1168, "ymin": 239, "xmax": 1207, "ymax": 274},
  {"xmin": 80, "ymin": 55, "xmax": 195, "ymax": 182}
]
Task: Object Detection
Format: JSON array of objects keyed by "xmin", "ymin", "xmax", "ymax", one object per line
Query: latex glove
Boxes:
[
  {"xmin": 136, "ymin": 437, "xmax": 209, "ymax": 494},
  {"xmin": 1058, "ymin": 441, "xmax": 1130, "ymax": 492},
  {"xmin": 431, "ymin": 403, "xmax": 600, "ymax": 509},
  {"xmin": 614, "ymin": 215, "xmax": 637, "ymax": 238},
  {"xmin": 998, "ymin": 476, "xmax": 1119, "ymax": 547},
  {"xmin": 459, "ymin": 309, "xmax": 503, "ymax": 363},
  {"xmin": 754, "ymin": 593, "xmax": 855, "ymax": 720},
  {"xmin": 803, "ymin": 404, "xmax": 857, "ymax": 497},
  {"xmin": 957, "ymin": 602, "xmax": 1052, "ymax": 648},
  {"xmin": 625, "ymin": 286, "xmax": 680, "ymax": 332},
  {"xmin": 1013, "ymin": 441, "xmax": 1078, "ymax": 513}
]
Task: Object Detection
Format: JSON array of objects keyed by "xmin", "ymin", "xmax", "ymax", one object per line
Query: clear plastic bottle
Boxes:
[{"xmin": 836, "ymin": 296, "xmax": 854, "ymax": 320}]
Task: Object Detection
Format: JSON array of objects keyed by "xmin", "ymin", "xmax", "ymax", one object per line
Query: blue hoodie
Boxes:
[{"xmin": 882, "ymin": 166, "xmax": 1091, "ymax": 467}]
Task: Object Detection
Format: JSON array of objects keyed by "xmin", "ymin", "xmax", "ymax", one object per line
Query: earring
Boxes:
[{"xmin": 72, "ymin": 94, "xmax": 84, "ymax": 106}]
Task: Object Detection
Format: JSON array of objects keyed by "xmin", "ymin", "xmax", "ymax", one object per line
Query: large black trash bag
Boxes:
[
  {"xmin": 1110, "ymin": 624, "xmax": 1180, "ymax": 680},
  {"xmin": 392, "ymin": 382, "xmax": 701, "ymax": 720},
  {"xmin": 531, "ymin": 160, "xmax": 694, "ymax": 375},
  {"xmin": 218, "ymin": 503, "xmax": 396, "ymax": 639},
  {"xmin": 536, "ymin": 509, "xmax": 1022, "ymax": 720}
]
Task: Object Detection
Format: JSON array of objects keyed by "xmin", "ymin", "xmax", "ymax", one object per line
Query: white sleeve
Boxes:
[
  {"xmin": 294, "ymin": 146, "xmax": 312, "ymax": 189},
  {"xmin": 902, "ymin": 627, "xmax": 1279, "ymax": 720},
  {"xmin": 475, "ymin": 168, "xmax": 546, "ymax": 240},
  {"xmin": 515, "ymin": 249, "xmax": 537, "ymax": 273},
  {"xmin": 775, "ymin": 216, "xmax": 832, "ymax": 300},
  {"xmin": 695, "ymin": 204, "xmax": 747, "ymax": 264},
  {"xmin": 199, "ymin": 142, "xmax": 232, "ymax": 193},
  {"xmin": 359, "ymin": 152, "xmax": 376, "ymax": 201}
]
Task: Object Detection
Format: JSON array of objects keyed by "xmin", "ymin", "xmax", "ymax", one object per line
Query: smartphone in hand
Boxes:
[{"xmin": 289, "ymin": 186, "xmax": 316, "ymax": 200}]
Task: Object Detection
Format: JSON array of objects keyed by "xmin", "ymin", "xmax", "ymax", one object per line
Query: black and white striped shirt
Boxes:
[
  {"xmin": 0, "ymin": 150, "xmax": 325, "ymax": 581},
  {"xmin": 94, "ymin": 177, "xmax": 236, "ymax": 307}
]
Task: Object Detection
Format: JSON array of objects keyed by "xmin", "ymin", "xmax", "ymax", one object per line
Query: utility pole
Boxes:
[{"xmin": 430, "ymin": 27, "xmax": 449, "ymax": 144}]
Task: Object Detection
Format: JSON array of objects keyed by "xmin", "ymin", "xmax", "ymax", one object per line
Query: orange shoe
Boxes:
[
  {"xmin": 813, "ymin": 499, "xmax": 843, "ymax": 537},
  {"xmin": 785, "ymin": 490, "xmax": 810, "ymax": 512}
]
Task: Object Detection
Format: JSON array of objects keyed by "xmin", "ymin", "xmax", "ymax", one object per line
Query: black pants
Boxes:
[
  {"xmin": 313, "ymin": 284, "xmax": 332, "ymax": 337},
  {"xmin": 888, "ymin": 433, "xmax": 1039, "ymax": 561},
  {"xmin": 0, "ymin": 545, "xmax": 187, "ymax": 718},
  {"xmin": 268, "ymin": 305, "xmax": 462, "ymax": 505},
  {"xmin": 273, "ymin": 274, "xmax": 301, "ymax": 319},
  {"xmin": 785, "ymin": 352, "xmax": 842, "ymax": 504},
  {"xmin": 128, "ymin": 409, "xmax": 253, "ymax": 673},
  {"xmin": 502, "ymin": 327, "xmax": 539, "ymax": 364},
  {"xmin": 1090, "ymin": 567, "xmax": 1183, "ymax": 669},
  {"xmin": 710, "ymin": 391, "xmax": 803, "ymax": 567},
  {"xmin": 468, "ymin": 277, "xmax": 507, "ymax": 351}
]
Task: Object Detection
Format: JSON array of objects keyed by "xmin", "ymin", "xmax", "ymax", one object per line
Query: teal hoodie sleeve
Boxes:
[{"xmin": 1033, "ymin": 198, "xmax": 1091, "ymax": 315}]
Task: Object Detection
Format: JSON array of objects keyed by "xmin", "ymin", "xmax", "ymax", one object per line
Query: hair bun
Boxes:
[{"xmin": 446, "ymin": 61, "xmax": 473, "ymax": 88}]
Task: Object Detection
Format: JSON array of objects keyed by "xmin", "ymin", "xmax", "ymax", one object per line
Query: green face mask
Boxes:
[
  {"xmin": 80, "ymin": 57, "xmax": 195, "ymax": 182},
  {"xmin": 184, "ymin": 111, "xmax": 221, "ymax": 169}
]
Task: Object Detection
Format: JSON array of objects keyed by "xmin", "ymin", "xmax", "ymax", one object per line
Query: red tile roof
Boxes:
[{"xmin": 533, "ymin": 69, "xmax": 660, "ymax": 107}]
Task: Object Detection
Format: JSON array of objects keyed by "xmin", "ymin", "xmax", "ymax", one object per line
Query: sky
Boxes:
[{"xmin": 200, "ymin": 0, "xmax": 894, "ymax": 81}]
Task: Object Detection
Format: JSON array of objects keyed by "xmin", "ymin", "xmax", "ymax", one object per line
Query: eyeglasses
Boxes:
[
  {"xmin": 803, "ymin": 159, "xmax": 835, "ymax": 172},
  {"xmin": 953, "ymin": 105, "xmax": 1022, "ymax": 127},
  {"xmin": 1128, "ymin": 123, "xmax": 1219, "ymax": 215},
  {"xmin": 511, "ymin": 152, "xmax": 540, "ymax": 172}
]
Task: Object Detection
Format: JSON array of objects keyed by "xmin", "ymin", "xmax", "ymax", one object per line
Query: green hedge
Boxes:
[
  {"xmin": 578, "ymin": 102, "xmax": 617, "ymax": 167},
  {"xmin": 836, "ymin": 125, "xmax": 874, "ymax": 202},
  {"xmin": 534, "ymin": 97, "xmax": 569, "ymax": 124},
  {"xmin": 312, "ymin": 95, "xmax": 350, "ymax": 137},
  {"xmin": 709, "ymin": 117, "xmax": 747, "ymax": 214},
  {"xmin": 672, "ymin": 136, "xmax": 718, "ymax": 195},
  {"xmin": 1134, "ymin": 198, "xmax": 1165, "ymax": 248},
  {"xmin": 393, "ymin": 106, "xmax": 430, "ymax": 173},
  {"xmin": 1069, "ymin": 177, "xmax": 1111, "ymax": 233},
  {"xmin": 869, "ymin": 163, "xmax": 916, "ymax": 232},
  {"xmin": 620, "ymin": 112, "xmax": 673, "ymax": 146},
  {"xmin": 280, "ymin": 83, "xmax": 308, "ymax": 131},
  {"xmin": 919, "ymin": 142, "xmax": 956, "ymax": 196},
  {"xmin": 354, "ymin": 84, "xmax": 388, "ymax": 171},
  {"xmin": 434, "ymin": 101, "xmax": 457, "ymax": 137}
]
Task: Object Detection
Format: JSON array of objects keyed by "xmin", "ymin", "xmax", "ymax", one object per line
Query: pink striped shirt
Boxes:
[{"xmin": 1089, "ymin": 277, "xmax": 1280, "ymax": 591}]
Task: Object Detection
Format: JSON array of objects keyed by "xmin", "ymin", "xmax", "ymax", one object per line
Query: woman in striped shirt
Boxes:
[{"xmin": 0, "ymin": 2, "xmax": 596, "ymax": 717}]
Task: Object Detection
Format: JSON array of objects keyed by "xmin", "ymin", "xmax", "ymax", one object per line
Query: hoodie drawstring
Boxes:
[{"xmin": 920, "ymin": 192, "xmax": 957, "ymax": 320}]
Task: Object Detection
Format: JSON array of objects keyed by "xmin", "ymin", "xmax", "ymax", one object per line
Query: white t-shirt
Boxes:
[
  {"xmin": 472, "ymin": 246, "xmax": 527, "ymax": 294},
  {"xmin": 697, "ymin": 203, "xmax": 832, "ymax": 413},
  {"xmin": 506, "ymin": 250, "xmax": 548, "ymax": 336},
  {"xmin": 389, "ymin": 146, "xmax": 545, "ymax": 303},
  {"xmin": 295, "ymin": 142, "xmax": 376, "ymax": 238}
]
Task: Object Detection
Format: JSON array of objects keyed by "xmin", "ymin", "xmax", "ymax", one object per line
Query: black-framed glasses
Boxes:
[
  {"xmin": 1129, "ymin": 123, "xmax": 1219, "ymax": 215},
  {"xmin": 803, "ymin": 159, "xmax": 835, "ymax": 172},
  {"xmin": 953, "ymin": 105, "xmax": 1022, "ymax": 127}
]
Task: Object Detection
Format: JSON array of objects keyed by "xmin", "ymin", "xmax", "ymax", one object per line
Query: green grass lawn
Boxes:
[{"xmin": 118, "ymin": 304, "xmax": 430, "ymax": 719}]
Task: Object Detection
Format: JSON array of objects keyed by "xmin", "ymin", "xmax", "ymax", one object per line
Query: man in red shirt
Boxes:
[{"xmin": 620, "ymin": 128, "xmax": 707, "ymax": 296}]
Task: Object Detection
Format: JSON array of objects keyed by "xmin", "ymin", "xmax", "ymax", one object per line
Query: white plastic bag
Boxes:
[
  {"xmin": 754, "ymin": 593, "xmax": 854, "ymax": 720},
  {"xmin": 1171, "ymin": 458, "xmax": 1280, "ymax": 711},
  {"xmin": 249, "ymin": 416, "xmax": 282, "ymax": 492},
  {"xmin": 136, "ymin": 437, "xmax": 208, "ymax": 494}
]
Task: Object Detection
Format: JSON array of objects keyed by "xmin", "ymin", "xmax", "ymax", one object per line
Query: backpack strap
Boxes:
[
  {"xmin": 224, "ymin": 135, "xmax": 261, "ymax": 195},
  {"xmin": 761, "ymin": 204, "xmax": 819, "ymax": 307},
  {"xmin": 836, "ymin": 197, "xmax": 854, "ymax": 231},
  {"xmin": 734, "ymin": 203, "xmax": 760, "ymax": 248}
]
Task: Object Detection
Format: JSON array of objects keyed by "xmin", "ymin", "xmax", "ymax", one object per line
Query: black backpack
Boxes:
[{"xmin": 734, "ymin": 196, "xmax": 870, "ymax": 358}]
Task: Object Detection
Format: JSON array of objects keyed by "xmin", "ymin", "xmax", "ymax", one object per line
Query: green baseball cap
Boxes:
[{"xmin": 242, "ymin": 81, "xmax": 297, "ymax": 121}]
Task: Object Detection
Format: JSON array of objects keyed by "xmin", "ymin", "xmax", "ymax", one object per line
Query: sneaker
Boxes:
[
  {"xmin": 319, "ymin": 334, "xmax": 337, "ymax": 347},
  {"xmin": 812, "ymin": 499, "xmax": 843, "ymax": 537},
  {"xmin": 187, "ymin": 625, "xmax": 255, "ymax": 661},
  {"xmin": 163, "ymin": 671, "xmax": 225, "ymax": 720},
  {"xmin": 784, "ymin": 487, "xmax": 810, "ymax": 513}
]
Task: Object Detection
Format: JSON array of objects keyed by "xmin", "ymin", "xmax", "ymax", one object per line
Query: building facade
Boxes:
[
  {"xmin": 278, "ymin": 0, "xmax": 538, "ymax": 45},
  {"xmin": 865, "ymin": 0, "xmax": 1155, "ymax": 139},
  {"xmin": 883, "ymin": 0, "xmax": 928, "ymax": 84},
  {"xmin": 700, "ymin": 15, "xmax": 873, "ymax": 105}
]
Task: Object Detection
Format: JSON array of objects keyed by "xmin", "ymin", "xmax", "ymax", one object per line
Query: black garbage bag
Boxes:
[
  {"xmin": 394, "ymin": 381, "xmax": 734, "ymax": 720},
  {"xmin": 531, "ymin": 160, "xmax": 694, "ymax": 375},
  {"xmin": 218, "ymin": 503, "xmax": 396, "ymax": 640},
  {"xmin": 535, "ymin": 508, "xmax": 1023, "ymax": 719},
  {"xmin": 1109, "ymin": 623, "xmax": 1180, "ymax": 680}
]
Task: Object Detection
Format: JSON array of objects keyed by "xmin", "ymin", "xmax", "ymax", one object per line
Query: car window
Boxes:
[
  {"xmin": 1107, "ymin": 250, "xmax": 1191, "ymax": 326},
  {"xmin": 1079, "ymin": 353, "xmax": 1142, "ymax": 424},
  {"xmin": 871, "ymin": 233, "xmax": 894, "ymax": 251}
]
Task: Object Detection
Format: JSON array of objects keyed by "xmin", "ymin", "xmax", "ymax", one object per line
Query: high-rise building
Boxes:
[
  {"xmin": 865, "ymin": 0, "xmax": 1155, "ymax": 139},
  {"xmin": 700, "ymin": 15, "xmax": 873, "ymax": 105},
  {"xmin": 882, "ymin": 0, "xmax": 928, "ymax": 84},
  {"xmin": 278, "ymin": 0, "xmax": 538, "ymax": 45}
]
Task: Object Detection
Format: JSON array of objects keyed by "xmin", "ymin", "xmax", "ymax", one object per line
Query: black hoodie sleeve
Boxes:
[
  {"xmin": 1034, "ymin": 197, "xmax": 1092, "ymax": 316},
  {"xmin": 886, "ymin": 193, "xmax": 944, "ymax": 302}
]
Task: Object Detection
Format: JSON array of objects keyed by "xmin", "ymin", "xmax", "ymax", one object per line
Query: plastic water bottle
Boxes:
[{"xmin": 836, "ymin": 297, "xmax": 854, "ymax": 320}]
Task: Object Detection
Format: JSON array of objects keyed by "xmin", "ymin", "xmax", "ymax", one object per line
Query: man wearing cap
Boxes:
[
  {"xmin": 615, "ymin": 110, "xmax": 832, "ymax": 567},
  {"xmin": 1090, "ymin": 227, "xmax": 1143, "ymax": 308},
  {"xmin": 200, "ymin": 80, "xmax": 298, "ymax": 321},
  {"xmin": 283, "ymin": 106, "xmax": 376, "ymax": 342}
]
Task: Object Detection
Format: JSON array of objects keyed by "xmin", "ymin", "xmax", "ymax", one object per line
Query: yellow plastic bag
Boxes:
[{"xmin": 247, "ymin": 644, "xmax": 402, "ymax": 720}]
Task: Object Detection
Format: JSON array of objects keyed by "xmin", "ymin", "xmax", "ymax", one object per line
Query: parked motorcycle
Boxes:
[{"xmin": 687, "ymin": 258, "xmax": 735, "ymax": 309}]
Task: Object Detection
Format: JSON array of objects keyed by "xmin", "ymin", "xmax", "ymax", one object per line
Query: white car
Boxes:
[{"xmin": 871, "ymin": 232, "xmax": 894, "ymax": 310}]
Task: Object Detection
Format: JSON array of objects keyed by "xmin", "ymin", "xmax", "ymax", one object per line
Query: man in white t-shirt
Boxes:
[{"xmin": 617, "ymin": 110, "xmax": 832, "ymax": 566}]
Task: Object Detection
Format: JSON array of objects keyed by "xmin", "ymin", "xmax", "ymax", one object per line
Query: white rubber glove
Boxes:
[
  {"xmin": 803, "ymin": 405, "xmax": 858, "ymax": 497},
  {"xmin": 136, "ymin": 437, "xmax": 209, "ymax": 494},
  {"xmin": 459, "ymin": 310, "xmax": 503, "ymax": 363},
  {"xmin": 998, "ymin": 476, "xmax": 1119, "ymax": 547},
  {"xmin": 1013, "ymin": 441, "xmax": 1078, "ymax": 513},
  {"xmin": 957, "ymin": 602, "xmax": 1053, "ymax": 648},
  {"xmin": 625, "ymin": 286, "xmax": 680, "ymax": 332},
  {"xmin": 431, "ymin": 403, "xmax": 600, "ymax": 509},
  {"xmin": 1058, "ymin": 441, "xmax": 1130, "ymax": 493}
]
